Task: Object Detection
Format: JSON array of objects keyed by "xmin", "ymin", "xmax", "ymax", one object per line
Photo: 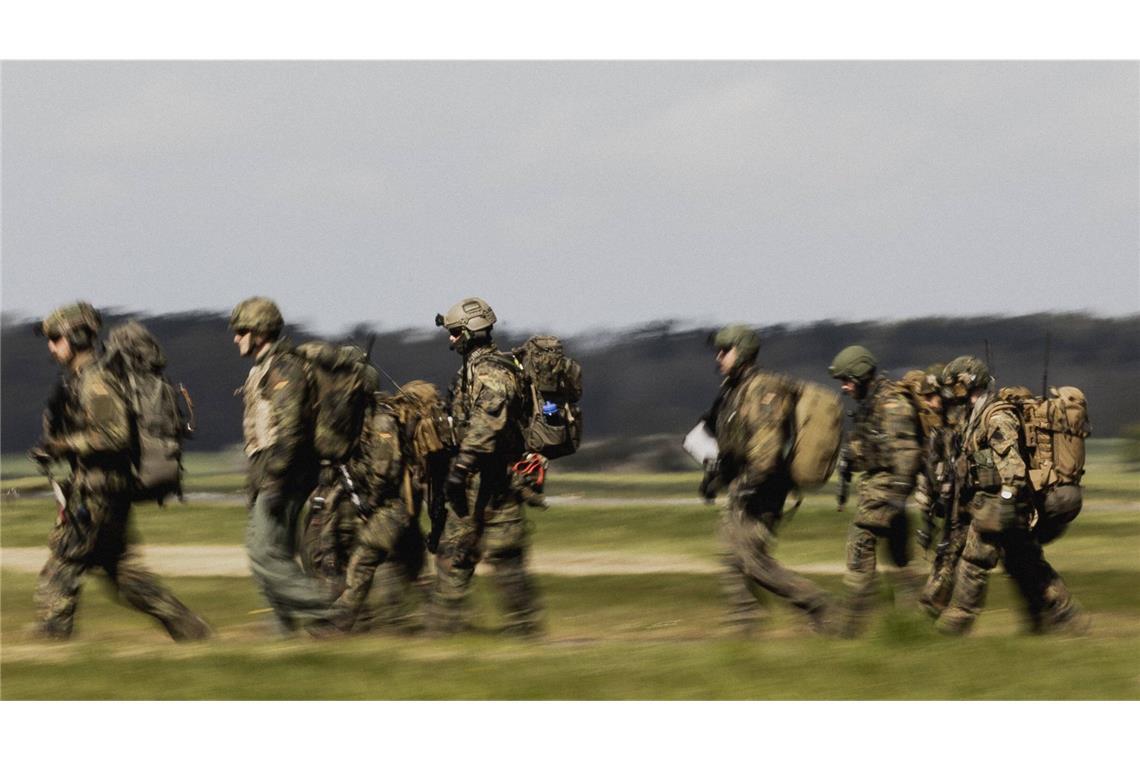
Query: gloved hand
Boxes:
[
  {"xmin": 446, "ymin": 464, "xmax": 472, "ymax": 518},
  {"xmin": 698, "ymin": 462, "xmax": 722, "ymax": 503}
]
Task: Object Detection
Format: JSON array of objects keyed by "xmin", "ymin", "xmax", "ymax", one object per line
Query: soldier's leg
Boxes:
[
  {"xmin": 920, "ymin": 519, "xmax": 969, "ymax": 618},
  {"xmin": 34, "ymin": 551, "xmax": 85, "ymax": 639},
  {"xmin": 839, "ymin": 523, "xmax": 880, "ymax": 638},
  {"xmin": 368, "ymin": 523, "xmax": 429, "ymax": 632},
  {"xmin": 935, "ymin": 523, "xmax": 1000, "ymax": 635},
  {"xmin": 484, "ymin": 504, "xmax": 541, "ymax": 637},
  {"xmin": 1003, "ymin": 531, "xmax": 1087, "ymax": 634},
  {"xmin": 717, "ymin": 507, "xmax": 769, "ymax": 635},
  {"xmin": 425, "ymin": 514, "xmax": 480, "ymax": 634},
  {"xmin": 333, "ymin": 506, "xmax": 409, "ymax": 630},
  {"xmin": 732, "ymin": 507, "xmax": 832, "ymax": 633},
  {"xmin": 246, "ymin": 486, "xmax": 334, "ymax": 632},
  {"xmin": 883, "ymin": 509, "xmax": 924, "ymax": 607}
]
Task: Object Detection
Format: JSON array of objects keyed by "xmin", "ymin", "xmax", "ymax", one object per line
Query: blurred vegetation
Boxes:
[{"xmin": 4, "ymin": 311, "xmax": 1138, "ymax": 460}]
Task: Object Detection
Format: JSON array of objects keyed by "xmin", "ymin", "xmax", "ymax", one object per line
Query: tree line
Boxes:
[{"xmin": 3, "ymin": 311, "xmax": 1137, "ymax": 464}]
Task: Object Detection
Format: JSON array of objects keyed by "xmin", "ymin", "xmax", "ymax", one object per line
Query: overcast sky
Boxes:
[{"xmin": 2, "ymin": 61, "xmax": 1137, "ymax": 335}]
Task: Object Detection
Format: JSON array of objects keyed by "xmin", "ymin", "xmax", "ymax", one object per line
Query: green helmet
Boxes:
[
  {"xmin": 710, "ymin": 324, "xmax": 760, "ymax": 364},
  {"xmin": 435, "ymin": 297, "xmax": 497, "ymax": 334},
  {"xmin": 229, "ymin": 297, "xmax": 284, "ymax": 336},
  {"xmin": 36, "ymin": 300, "xmax": 100, "ymax": 339},
  {"xmin": 829, "ymin": 345, "xmax": 877, "ymax": 382},
  {"xmin": 941, "ymin": 355, "xmax": 992, "ymax": 400}
]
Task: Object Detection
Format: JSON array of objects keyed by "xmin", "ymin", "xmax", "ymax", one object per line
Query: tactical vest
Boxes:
[
  {"xmin": 242, "ymin": 359, "xmax": 279, "ymax": 458},
  {"xmin": 848, "ymin": 377, "xmax": 907, "ymax": 474}
]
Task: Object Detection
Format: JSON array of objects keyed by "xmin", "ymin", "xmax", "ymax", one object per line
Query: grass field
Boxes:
[{"xmin": 1, "ymin": 443, "xmax": 1137, "ymax": 700}]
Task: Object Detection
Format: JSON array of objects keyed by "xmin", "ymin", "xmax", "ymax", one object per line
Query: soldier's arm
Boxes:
[
  {"xmin": 456, "ymin": 368, "xmax": 511, "ymax": 465},
  {"xmin": 53, "ymin": 371, "xmax": 130, "ymax": 457},
  {"xmin": 262, "ymin": 356, "xmax": 311, "ymax": 478},
  {"xmin": 739, "ymin": 378, "xmax": 795, "ymax": 487},
  {"xmin": 987, "ymin": 409, "xmax": 1028, "ymax": 489},
  {"xmin": 883, "ymin": 393, "xmax": 922, "ymax": 497},
  {"xmin": 363, "ymin": 413, "xmax": 403, "ymax": 500}
]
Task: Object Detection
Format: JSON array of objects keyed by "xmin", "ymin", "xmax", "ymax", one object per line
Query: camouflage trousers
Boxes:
[
  {"xmin": 246, "ymin": 484, "xmax": 334, "ymax": 633},
  {"xmin": 426, "ymin": 501, "xmax": 541, "ymax": 636},
  {"xmin": 331, "ymin": 504, "xmax": 427, "ymax": 632},
  {"xmin": 718, "ymin": 494, "xmax": 832, "ymax": 635},
  {"xmin": 839, "ymin": 480, "xmax": 924, "ymax": 637},
  {"xmin": 35, "ymin": 490, "xmax": 210, "ymax": 641},
  {"xmin": 920, "ymin": 517, "xmax": 970, "ymax": 618},
  {"xmin": 935, "ymin": 519, "xmax": 1083, "ymax": 635}
]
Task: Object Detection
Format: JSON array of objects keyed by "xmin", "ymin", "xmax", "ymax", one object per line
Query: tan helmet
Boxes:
[
  {"xmin": 229, "ymin": 297, "xmax": 284, "ymax": 337},
  {"xmin": 435, "ymin": 297, "xmax": 497, "ymax": 334},
  {"xmin": 36, "ymin": 302, "xmax": 102, "ymax": 348}
]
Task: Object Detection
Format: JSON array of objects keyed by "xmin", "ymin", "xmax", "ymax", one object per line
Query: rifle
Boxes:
[
  {"xmin": 1041, "ymin": 330, "xmax": 1052, "ymax": 397},
  {"xmin": 931, "ymin": 429, "xmax": 961, "ymax": 573},
  {"xmin": 835, "ymin": 444, "xmax": 852, "ymax": 512},
  {"xmin": 425, "ymin": 454, "xmax": 450, "ymax": 553}
]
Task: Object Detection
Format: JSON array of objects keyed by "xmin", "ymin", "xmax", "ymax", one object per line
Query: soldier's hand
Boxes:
[
  {"xmin": 698, "ymin": 467, "xmax": 721, "ymax": 503},
  {"xmin": 446, "ymin": 465, "xmax": 471, "ymax": 517}
]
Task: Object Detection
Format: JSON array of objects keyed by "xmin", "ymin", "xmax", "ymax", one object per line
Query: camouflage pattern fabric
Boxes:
[
  {"xmin": 712, "ymin": 366, "xmax": 834, "ymax": 633},
  {"xmin": 427, "ymin": 343, "xmax": 541, "ymax": 636},
  {"xmin": 838, "ymin": 376, "xmax": 923, "ymax": 637},
  {"xmin": 241, "ymin": 338, "xmax": 333, "ymax": 633},
  {"xmin": 35, "ymin": 356, "xmax": 209, "ymax": 640},
  {"xmin": 935, "ymin": 395, "xmax": 1084, "ymax": 634}
]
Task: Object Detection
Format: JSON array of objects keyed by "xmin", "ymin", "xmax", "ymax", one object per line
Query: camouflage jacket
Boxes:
[
  {"xmin": 712, "ymin": 366, "xmax": 798, "ymax": 490},
  {"xmin": 958, "ymin": 391, "xmax": 1028, "ymax": 498},
  {"xmin": 449, "ymin": 343, "xmax": 525, "ymax": 470},
  {"xmin": 241, "ymin": 337, "xmax": 317, "ymax": 489},
  {"xmin": 42, "ymin": 353, "xmax": 132, "ymax": 492},
  {"xmin": 847, "ymin": 375, "xmax": 921, "ymax": 495},
  {"xmin": 354, "ymin": 402, "xmax": 410, "ymax": 509}
]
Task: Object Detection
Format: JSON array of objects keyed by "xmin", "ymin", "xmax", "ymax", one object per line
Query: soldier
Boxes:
[
  {"xmin": 230, "ymin": 297, "xmax": 336, "ymax": 636},
  {"xmin": 426, "ymin": 297, "xmax": 541, "ymax": 637},
  {"xmin": 328, "ymin": 381, "xmax": 446, "ymax": 633},
  {"xmin": 828, "ymin": 345, "xmax": 924, "ymax": 637},
  {"xmin": 934, "ymin": 356, "xmax": 1087, "ymax": 635},
  {"xmin": 701, "ymin": 325, "xmax": 834, "ymax": 635},
  {"xmin": 29, "ymin": 302, "xmax": 211, "ymax": 641}
]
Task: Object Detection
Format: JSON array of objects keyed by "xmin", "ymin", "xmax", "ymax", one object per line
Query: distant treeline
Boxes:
[{"xmin": 3, "ymin": 312, "xmax": 1137, "ymax": 457}]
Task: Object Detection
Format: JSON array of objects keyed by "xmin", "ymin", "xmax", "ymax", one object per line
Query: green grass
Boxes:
[{"xmin": 2, "ymin": 569, "xmax": 1138, "ymax": 699}]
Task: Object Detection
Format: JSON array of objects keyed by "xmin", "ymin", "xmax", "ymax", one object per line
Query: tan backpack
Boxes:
[
  {"xmin": 997, "ymin": 385, "xmax": 1091, "ymax": 542},
  {"xmin": 786, "ymin": 382, "xmax": 844, "ymax": 489}
]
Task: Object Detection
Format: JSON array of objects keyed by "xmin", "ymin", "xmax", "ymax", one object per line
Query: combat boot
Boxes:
[{"xmin": 169, "ymin": 612, "xmax": 213, "ymax": 642}]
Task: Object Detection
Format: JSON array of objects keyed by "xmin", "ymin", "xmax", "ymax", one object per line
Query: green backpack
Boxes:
[
  {"xmin": 511, "ymin": 336, "xmax": 583, "ymax": 460},
  {"xmin": 102, "ymin": 321, "xmax": 194, "ymax": 505},
  {"xmin": 295, "ymin": 341, "xmax": 380, "ymax": 463}
]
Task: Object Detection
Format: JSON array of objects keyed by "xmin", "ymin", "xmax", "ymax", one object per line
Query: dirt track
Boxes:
[{"xmin": 0, "ymin": 545, "xmax": 850, "ymax": 577}]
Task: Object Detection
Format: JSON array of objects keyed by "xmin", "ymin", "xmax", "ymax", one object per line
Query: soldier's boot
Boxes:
[
  {"xmin": 837, "ymin": 572, "xmax": 877, "ymax": 639},
  {"xmin": 886, "ymin": 565, "xmax": 925, "ymax": 611},
  {"xmin": 423, "ymin": 596, "xmax": 472, "ymax": 636},
  {"xmin": 1037, "ymin": 579, "xmax": 1091, "ymax": 636},
  {"xmin": 32, "ymin": 620, "xmax": 73, "ymax": 641},
  {"xmin": 805, "ymin": 600, "xmax": 836, "ymax": 636},
  {"xmin": 167, "ymin": 611, "xmax": 213, "ymax": 642},
  {"xmin": 919, "ymin": 572, "xmax": 953, "ymax": 620},
  {"xmin": 934, "ymin": 606, "xmax": 975, "ymax": 636},
  {"xmin": 489, "ymin": 551, "xmax": 543, "ymax": 640}
]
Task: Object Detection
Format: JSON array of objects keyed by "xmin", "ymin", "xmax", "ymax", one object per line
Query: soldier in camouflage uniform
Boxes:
[
  {"xmin": 934, "ymin": 356, "xmax": 1087, "ymax": 635},
  {"xmin": 829, "ymin": 345, "xmax": 924, "ymax": 637},
  {"xmin": 702, "ymin": 326, "xmax": 834, "ymax": 635},
  {"xmin": 328, "ymin": 382, "xmax": 444, "ymax": 633},
  {"xmin": 426, "ymin": 297, "xmax": 541, "ymax": 637},
  {"xmin": 231, "ymin": 297, "xmax": 336, "ymax": 636},
  {"xmin": 29, "ymin": 302, "xmax": 211, "ymax": 641}
]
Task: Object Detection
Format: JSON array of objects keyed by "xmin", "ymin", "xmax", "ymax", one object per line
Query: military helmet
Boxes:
[
  {"xmin": 924, "ymin": 363, "xmax": 945, "ymax": 395},
  {"xmin": 229, "ymin": 297, "xmax": 284, "ymax": 336},
  {"xmin": 36, "ymin": 302, "xmax": 102, "ymax": 344},
  {"xmin": 710, "ymin": 324, "xmax": 761, "ymax": 363},
  {"xmin": 941, "ymin": 355, "xmax": 992, "ymax": 400},
  {"xmin": 435, "ymin": 297, "xmax": 497, "ymax": 334},
  {"xmin": 828, "ymin": 345, "xmax": 878, "ymax": 382}
]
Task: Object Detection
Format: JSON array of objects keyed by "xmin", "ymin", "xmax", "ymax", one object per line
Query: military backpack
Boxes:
[
  {"xmin": 786, "ymin": 381, "xmax": 844, "ymax": 489},
  {"xmin": 102, "ymin": 321, "xmax": 194, "ymax": 505},
  {"xmin": 295, "ymin": 341, "xmax": 380, "ymax": 463},
  {"xmin": 995, "ymin": 385, "xmax": 1091, "ymax": 542},
  {"xmin": 511, "ymin": 335, "xmax": 583, "ymax": 460}
]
